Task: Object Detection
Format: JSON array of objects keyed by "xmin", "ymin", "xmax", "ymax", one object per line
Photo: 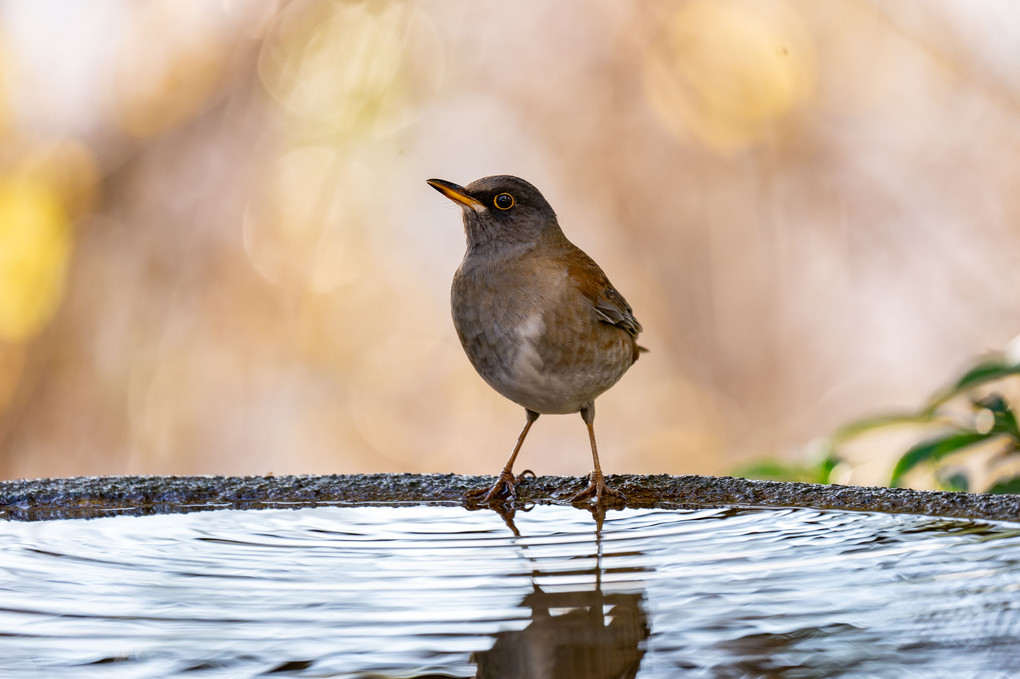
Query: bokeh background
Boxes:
[{"xmin": 0, "ymin": 0, "xmax": 1017, "ymax": 485}]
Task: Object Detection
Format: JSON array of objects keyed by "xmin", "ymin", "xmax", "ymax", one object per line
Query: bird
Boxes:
[{"xmin": 427, "ymin": 175, "xmax": 645, "ymax": 504}]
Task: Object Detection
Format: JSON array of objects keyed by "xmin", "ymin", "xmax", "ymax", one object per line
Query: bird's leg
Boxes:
[
  {"xmin": 466, "ymin": 409, "xmax": 540, "ymax": 504},
  {"xmin": 572, "ymin": 402, "xmax": 626, "ymax": 504}
]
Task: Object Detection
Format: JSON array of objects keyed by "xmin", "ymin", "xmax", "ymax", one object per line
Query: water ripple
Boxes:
[{"xmin": 0, "ymin": 505, "xmax": 1018, "ymax": 677}]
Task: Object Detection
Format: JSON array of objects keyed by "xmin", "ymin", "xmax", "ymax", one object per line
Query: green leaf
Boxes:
[
  {"xmin": 733, "ymin": 458, "xmax": 836, "ymax": 485},
  {"xmin": 924, "ymin": 359, "xmax": 1020, "ymax": 413},
  {"xmin": 937, "ymin": 470, "xmax": 970, "ymax": 493},
  {"xmin": 817, "ymin": 455, "xmax": 839, "ymax": 485},
  {"xmin": 733, "ymin": 461, "xmax": 810, "ymax": 483},
  {"xmin": 972, "ymin": 393, "xmax": 1020, "ymax": 439},
  {"xmin": 890, "ymin": 431, "xmax": 993, "ymax": 487},
  {"xmin": 986, "ymin": 476, "xmax": 1020, "ymax": 495}
]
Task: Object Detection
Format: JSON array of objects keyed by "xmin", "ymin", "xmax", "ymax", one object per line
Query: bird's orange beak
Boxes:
[{"xmin": 427, "ymin": 178, "xmax": 484, "ymax": 210}]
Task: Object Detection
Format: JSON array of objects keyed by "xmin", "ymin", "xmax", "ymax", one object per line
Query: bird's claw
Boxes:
[
  {"xmin": 464, "ymin": 469, "xmax": 519, "ymax": 505},
  {"xmin": 571, "ymin": 473, "xmax": 625, "ymax": 505}
]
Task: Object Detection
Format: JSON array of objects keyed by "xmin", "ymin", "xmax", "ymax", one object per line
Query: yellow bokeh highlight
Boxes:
[
  {"xmin": 258, "ymin": 0, "xmax": 441, "ymax": 138},
  {"xmin": 644, "ymin": 0, "xmax": 815, "ymax": 152},
  {"xmin": 15, "ymin": 140, "xmax": 100, "ymax": 216},
  {"xmin": 0, "ymin": 179, "xmax": 73, "ymax": 341}
]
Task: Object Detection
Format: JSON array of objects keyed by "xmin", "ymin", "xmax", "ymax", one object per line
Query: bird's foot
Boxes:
[
  {"xmin": 571, "ymin": 472, "xmax": 625, "ymax": 505},
  {"xmin": 465, "ymin": 469, "xmax": 533, "ymax": 505}
]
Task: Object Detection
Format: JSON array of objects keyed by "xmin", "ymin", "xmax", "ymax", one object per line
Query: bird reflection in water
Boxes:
[{"xmin": 470, "ymin": 502, "xmax": 650, "ymax": 679}]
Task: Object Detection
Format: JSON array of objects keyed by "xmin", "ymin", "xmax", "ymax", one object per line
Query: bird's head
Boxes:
[{"xmin": 427, "ymin": 175, "xmax": 560, "ymax": 250}]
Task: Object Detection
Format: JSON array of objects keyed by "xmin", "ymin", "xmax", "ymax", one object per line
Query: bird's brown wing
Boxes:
[
  {"xmin": 593, "ymin": 285, "xmax": 643, "ymax": 337},
  {"xmin": 566, "ymin": 250, "xmax": 643, "ymax": 338}
]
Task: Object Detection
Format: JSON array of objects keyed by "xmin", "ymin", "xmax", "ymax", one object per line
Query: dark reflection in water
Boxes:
[
  {"xmin": 475, "ymin": 586, "xmax": 647, "ymax": 679},
  {"xmin": 0, "ymin": 504, "xmax": 1019, "ymax": 677},
  {"xmin": 473, "ymin": 505, "xmax": 649, "ymax": 678}
]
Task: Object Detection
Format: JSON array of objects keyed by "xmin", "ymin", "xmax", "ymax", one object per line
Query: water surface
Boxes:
[{"xmin": 1, "ymin": 505, "xmax": 1018, "ymax": 677}]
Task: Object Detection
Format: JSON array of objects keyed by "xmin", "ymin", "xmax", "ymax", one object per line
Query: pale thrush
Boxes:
[{"xmin": 427, "ymin": 175, "xmax": 644, "ymax": 504}]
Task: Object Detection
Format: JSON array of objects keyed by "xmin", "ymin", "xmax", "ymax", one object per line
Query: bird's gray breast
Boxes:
[
  {"xmin": 451, "ymin": 251, "xmax": 630, "ymax": 415},
  {"xmin": 451, "ymin": 253, "xmax": 574, "ymax": 412}
]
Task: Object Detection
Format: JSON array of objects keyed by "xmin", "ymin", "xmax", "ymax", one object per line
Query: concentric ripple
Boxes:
[{"xmin": 0, "ymin": 505, "xmax": 1018, "ymax": 677}]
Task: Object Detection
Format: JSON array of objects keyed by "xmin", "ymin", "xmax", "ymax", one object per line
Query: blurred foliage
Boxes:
[
  {"xmin": 741, "ymin": 349, "xmax": 1020, "ymax": 494},
  {"xmin": 0, "ymin": 178, "xmax": 72, "ymax": 342},
  {"xmin": 734, "ymin": 456, "xmax": 837, "ymax": 485}
]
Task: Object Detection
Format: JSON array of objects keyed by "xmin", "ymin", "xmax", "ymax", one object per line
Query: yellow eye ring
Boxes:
[{"xmin": 494, "ymin": 193, "xmax": 514, "ymax": 210}]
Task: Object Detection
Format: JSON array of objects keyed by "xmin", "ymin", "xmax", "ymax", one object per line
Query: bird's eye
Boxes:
[{"xmin": 494, "ymin": 193, "xmax": 514, "ymax": 210}]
